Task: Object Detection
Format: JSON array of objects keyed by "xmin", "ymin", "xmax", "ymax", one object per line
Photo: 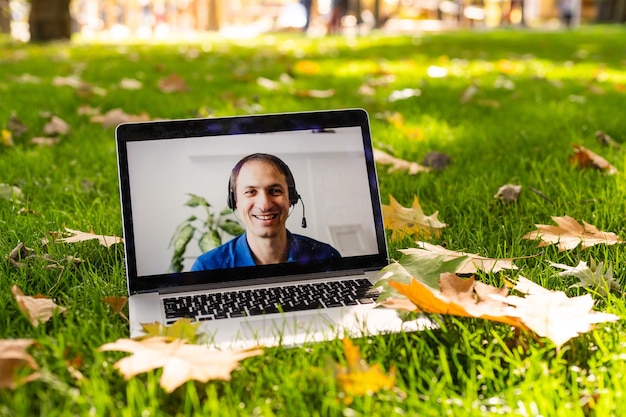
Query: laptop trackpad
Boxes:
[{"xmin": 240, "ymin": 313, "xmax": 332, "ymax": 340}]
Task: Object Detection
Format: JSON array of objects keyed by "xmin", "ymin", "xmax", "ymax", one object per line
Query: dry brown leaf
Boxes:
[
  {"xmin": 11, "ymin": 285, "xmax": 67, "ymax": 327},
  {"xmin": 522, "ymin": 215, "xmax": 623, "ymax": 252},
  {"xmin": 374, "ymin": 149, "xmax": 430, "ymax": 175},
  {"xmin": 0, "ymin": 339, "xmax": 40, "ymax": 389},
  {"xmin": 382, "ymin": 195, "xmax": 446, "ymax": 241},
  {"xmin": 595, "ymin": 130, "xmax": 620, "ymax": 148},
  {"xmin": 119, "ymin": 78, "xmax": 143, "ymax": 90},
  {"xmin": 157, "ymin": 73, "xmax": 189, "ymax": 93},
  {"xmin": 570, "ymin": 144, "xmax": 617, "ymax": 175},
  {"xmin": 90, "ymin": 108, "xmax": 151, "ymax": 128},
  {"xmin": 54, "ymin": 227, "xmax": 123, "ymax": 248},
  {"xmin": 103, "ymin": 296, "xmax": 128, "ymax": 316},
  {"xmin": 494, "ymin": 277, "xmax": 620, "ymax": 350},
  {"xmin": 385, "ymin": 274, "xmax": 620, "ymax": 350},
  {"xmin": 99, "ymin": 337, "xmax": 263, "ymax": 393},
  {"xmin": 401, "ymin": 242, "xmax": 518, "ymax": 274},
  {"xmin": 494, "ymin": 184, "xmax": 522, "ymax": 202},
  {"xmin": 296, "ymin": 89, "xmax": 335, "ymax": 98},
  {"xmin": 335, "ymin": 338, "xmax": 395, "ymax": 404},
  {"xmin": 30, "ymin": 137, "xmax": 61, "ymax": 146},
  {"xmin": 42, "ymin": 116, "xmax": 71, "ymax": 136}
]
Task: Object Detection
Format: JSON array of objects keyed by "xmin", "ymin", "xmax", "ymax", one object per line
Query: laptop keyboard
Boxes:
[{"xmin": 162, "ymin": 278, "xmax": 379, "ymax": 324}]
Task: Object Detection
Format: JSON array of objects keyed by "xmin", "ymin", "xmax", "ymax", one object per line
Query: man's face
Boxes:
[{"xmin": 234, "ymin": 160, "xmax": 291, "ymax": 240}]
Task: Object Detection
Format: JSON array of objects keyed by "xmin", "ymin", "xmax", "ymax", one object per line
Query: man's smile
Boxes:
[{"xmin": 253, "ymin": 213, "xmax": 279, "ymax": 221}]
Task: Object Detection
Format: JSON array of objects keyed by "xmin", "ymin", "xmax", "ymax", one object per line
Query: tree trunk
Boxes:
[
  {"xmin": 0, "ymin": 0, "xmax": 10, "ymax": 34},
  {"xmin": 29, "ymin": 0, "xmax": 72, "ymax": 42}
]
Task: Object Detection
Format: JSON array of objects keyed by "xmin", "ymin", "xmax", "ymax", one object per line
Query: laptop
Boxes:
[{"xmin": 115, "ymin": 108, "xmax": 429, "ymax": 349}]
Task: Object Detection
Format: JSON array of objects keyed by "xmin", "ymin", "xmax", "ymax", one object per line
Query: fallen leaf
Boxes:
[
  {"xmin": 140, "ymin": 319, "xmax": 201, "ymax": 343},
  {"xmin": 6, "ymin": 242, "xmax": 35, "ymax": 268},
  {"xmin": 103, "ymin": 296, "xmax": 129, "ymax": 319},
  {"xmin": 522, "ymin": 215, "xmax": 623, "ymax": 252},
  {"xmin": 54, "ymin": 227, "xmax": 123, "ymax": 248},
  {"xmin": 1, "ymin": 129, "xmax": 13, "ymax": 147},
  {"xmin": 570, "ymin": 144, "xmax": 617, "ymax": 174},
  {"xmin": 11, "ymin": 285, "xmax": 67, "ymax": 327},
  {"xmin": 385, "ymin": 273, "xmax": 523, "ymax": 328},
  {"xmin": 384, "ymin": 273, "xmax": 620, "ymax": 350},
  {"xmin": 422, "ymin": 151, "xmax": 450, "ymax": 171},
  {"xmin": 460, "ymin": 83, "xmax": 479, "ymax": 103},
  {"xmin": 494, "ymin": 184, "xmax": 522, "ymax": 202},
  {"xmin": 30, "ymin": 137, "xmax": 61, "ymax": 146},
  {"xmin": 382, "ymin": 195, "xmax": 446, "ymax": 241},
  {"xmin": 0, "ymin": 339, "xmax": 40, "ymax": 389},
  {"xmin": 99, "ymin": 337, "xmax": 263, "ymax": 393},
  {"xmin": 119, "ymin": 78, "xmax": 143, "ymax": 90},
  {"xmin": 157, "ymin": 73, "xmax": 189, "ymax": 93},
  {"xmin": 296, "ymin": 89, "xmax": 335, "ymax": 98},
  {"xmin": 402, "ymin": 242, "xmax": 518, "ymax": 275},
  {"xmin": 549, "ymin": 259, "xmax": 621, "ymax": 296},
  {"xmin": 0, "ymin": 183, "xmax": 23, "ymax": 202},
  {"xmin": 8, "ymin": 114, "xmax": 29, "ymax": 137},
  {"xmin": 42, "ymin": 116, "xmax": 71, "ymax": 136},
  {"xmin": 293, "ymin": 60, "xmax": 321, "ymax": 75},
  {"xmin": 335, "ymin": 338, "xmax": 395, "ymax": 404},
  {"xmin": 594, "ymin": 130, "xmax": 620, "ymax": 149},
  {"xmin": 256, "ymin": 77, "xmax": 281, "ymax": 90},
  {"xmin": 90, "ymin": 108, "xmax": 150, "ymax": 128},
  {"xmin": 494, "ymin": 277, "xmax": 620, "ymax": 350},
  {"xmin": 388, "ymin": 88, "xmax": 421, "ymax": 102},
  {"xmin": 374, "ymin": 149, "xmax": 430, "ymax": 175}
]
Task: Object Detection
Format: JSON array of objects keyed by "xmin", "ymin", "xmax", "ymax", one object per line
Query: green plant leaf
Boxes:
[
  {"xmin": 185, "ymin": 194, "xmax": 210, "ymax": 208},
  {"xmin": 172, "ymin": 224, "xmax": 195, "ymax": 257},
  {"xmin": 375, "ymin": 254, "xmax": 467, "ymax": 302},
  {"xmin": 198, "ymin": 230, "xmax": 221, "ymax": 253},
  {"xmin": 219, "ymin": 219, "xmax": 245, "ymax": 236}
]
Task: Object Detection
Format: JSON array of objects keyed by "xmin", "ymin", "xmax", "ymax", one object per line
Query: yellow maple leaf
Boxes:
[
  {"xmin": 335, "ymin": 338, "xmax": 395, "ymax": 403},
  {"xmin": 382, "ymin": 194, "xmax": 446, "ymax": 241},
  {"xmin": 140, "ymin": 319, "xmax": 201, "ymax": 343},
  {"xmin": 55, "ymin": 227, "xmax": 123, "ymax": 248},
  {"xmin": 522, "ymin": 215, "xmax": 623, "ymax": 252},
  {"xmin": 99, "ymin": 337, "xmax": 262, "ymax": 393}
]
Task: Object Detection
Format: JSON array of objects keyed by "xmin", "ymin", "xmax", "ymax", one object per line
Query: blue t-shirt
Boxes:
[{"xmin": 190, "ymin": 231, "xmax": 341, "ymax": 271}]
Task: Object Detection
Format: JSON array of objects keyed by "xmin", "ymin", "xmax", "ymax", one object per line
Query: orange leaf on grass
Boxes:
[
  {"xmin": 522, "ymin": 215, "xmax": 623, "ymax": 252},
  {"xmin": 570, "ymin": 144, "xmax": 617, "ymax": 175},
  {"xmin": 385, "ymin": 273, "xmax": 523, "ymax": 329},
  {"xmin": 90, "ymin": 108, "xmax": 150, "ymax": 128},
  {"xmin": 11, "ymin": 285, "xmax": 67, "ymax": 327},
  {"xmin": 99, "ymin": 337, "xmax": 263, "ymax": 393},
  {"xmin": 374, "ymin": 149, "xmax": 430, "ymax": 175},
  {"xmin": 335, "ymin": 338, "xmax": 395, "ymax": 402},
  {"xmin": 157, "ymin": 73, "xmax": 189, "ymax": 93}
]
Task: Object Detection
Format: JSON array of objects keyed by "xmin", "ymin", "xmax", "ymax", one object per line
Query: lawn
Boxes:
[{"xmin": 1, "ymin": 25, "xmax": 626, "ymax": 416}]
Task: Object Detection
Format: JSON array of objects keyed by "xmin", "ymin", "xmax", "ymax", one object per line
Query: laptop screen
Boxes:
[{"xmin": 116, "ymin": 109, "xmax": 388, "ymax": 294}]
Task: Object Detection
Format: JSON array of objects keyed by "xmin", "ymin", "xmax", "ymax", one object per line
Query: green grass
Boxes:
[{"xmin": 1, "ymin": 25, "xmax": 626, "ymax": 416}]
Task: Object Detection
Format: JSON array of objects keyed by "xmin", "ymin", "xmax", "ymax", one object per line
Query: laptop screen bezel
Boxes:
[{"xmin": 115, "ymin": 108, "xmax": 388, "ymax": 295}]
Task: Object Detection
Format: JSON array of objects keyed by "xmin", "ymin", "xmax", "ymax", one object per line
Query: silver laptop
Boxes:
[{"xmin": 116, "ymin": 108, "xmax": 428, "ymax": 349}]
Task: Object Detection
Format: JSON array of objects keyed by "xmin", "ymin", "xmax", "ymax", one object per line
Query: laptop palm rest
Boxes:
[{"xmin": 240, "ymin": 313, "xmax": 332, "ymax": 340}]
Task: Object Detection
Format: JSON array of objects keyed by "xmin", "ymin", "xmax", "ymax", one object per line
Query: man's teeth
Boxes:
[{"xmin": 254, "ymin": 214, "xmax": 277, "ymax": 220}]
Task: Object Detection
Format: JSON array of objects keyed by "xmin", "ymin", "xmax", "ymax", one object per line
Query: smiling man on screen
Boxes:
[{"xmin": 191, "ymin": 153, "xmax": 341, "ymax": 271}]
